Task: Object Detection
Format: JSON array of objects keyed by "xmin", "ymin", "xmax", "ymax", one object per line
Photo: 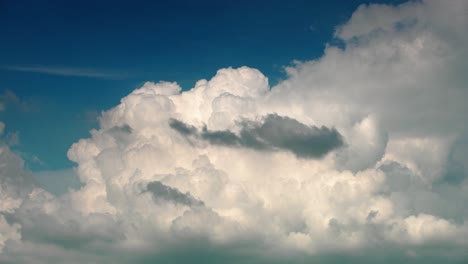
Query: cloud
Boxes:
[
  {"xmin": 1, "ymin": 66, "xmax": 128, "ymax": 79},
  {"xmin": 1, "ymin": 0, "xmax": 468, "ymax": 263},
  {"xmin": 0, "ymin": 89, "xmax": 32, "ymax": 112},
  {"xmin": 4, "ymin": 131, "xmax": 20, "ymax": 147},
  {"xmin": 168, "ymin": 119, "xmax": 198, "ymax": 136},
  {"xmin": 146, "ymin": 181, "xmax": 204, "ymax": 207},
  {"xmin": 0, "ymin": 143, "xmax": 36, "ymax": 197},
  {"xmin": 170, "ymin": 114, "xmax": 344, "ymax": 158}
]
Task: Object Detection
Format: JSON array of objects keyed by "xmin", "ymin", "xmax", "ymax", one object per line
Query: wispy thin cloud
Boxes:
[
  {"xmin": 0, "ymin": 89, "xmax": 34, "ymax": 112},
  {"xmin": 1, "ymin": 65, "xmax": 129, "ymax": 79}
]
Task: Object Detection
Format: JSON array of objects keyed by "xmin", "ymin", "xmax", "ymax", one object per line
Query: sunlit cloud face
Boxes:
[{"xmin": 1, "ymin": 0, "xmax": 468, "ymax": 263}]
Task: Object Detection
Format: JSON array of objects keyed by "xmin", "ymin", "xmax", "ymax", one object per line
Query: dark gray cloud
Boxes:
[
  {"xmin": 109, "ymin": 124, "xmax": 133, "ymax": 134},
  {"xmin": 242, "ymin": 114, "xmax": 344, "ymax": 158},
  {"xmin": 17, "ymin": 212, "xmax": 123, "ymax": 251},
  {"xmin": 146, "ymin": 181, "xmax": 204, "ymax": 207},
  {"xmin": 2, "ymin": 242, "xmax": 465, "ymax": 264},
  {"xmin": 169, "ymin": 119, "xmax": 197, "ymax": 136},
  {"xmin": 106, "ymin": 124, "xmax": 133, "ymax": 146},
  {"xmin": 436, "ymin": 137, "xmax": 468, "ymax": 186},
  {"xmin": 169, "ymin": 114, "xmax": 344, "ymax": 158},
  {"xmin": 201, "ymin": 128, "xmax": 241, "ymax": 146}
]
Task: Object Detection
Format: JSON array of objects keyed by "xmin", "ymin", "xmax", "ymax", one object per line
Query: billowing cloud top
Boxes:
[{"xmin": 1, "ymin": 0, "xmax": 468, "ymax": 263}]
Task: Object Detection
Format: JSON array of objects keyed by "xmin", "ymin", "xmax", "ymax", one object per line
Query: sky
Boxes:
[
  {"xmin": 0, "ymin": 0, "xmax": 405, "ymax": 171},
  {"xmin": 1, "ymin": 0, "xmax": 468, "ymax": 263}
]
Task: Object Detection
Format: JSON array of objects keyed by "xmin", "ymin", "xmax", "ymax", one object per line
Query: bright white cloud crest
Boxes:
[{"xmin": 1, "ymin": 0, "xmax": 468, "ymax": 263}]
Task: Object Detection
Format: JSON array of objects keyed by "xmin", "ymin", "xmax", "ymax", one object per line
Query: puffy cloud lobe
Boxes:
[
  {"xmin": 0, "ymin": 143, "xmax": 36, "ymax": 198},
  {"xmin": 0, "ymin": 144, "xmax": 36, "ymax": 253},
  {"xmin": 335, "ymin": 115, "xmax": 388, "ymax": 172},
  {"xmin": 1, "ymin": 0, "xmax": 468, "ymax": 263}
]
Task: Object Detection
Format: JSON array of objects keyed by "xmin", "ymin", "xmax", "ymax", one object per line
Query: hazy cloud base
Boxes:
[{"xmin": 1, "ymin": 0, "xmax": 468, "ymax": 263}]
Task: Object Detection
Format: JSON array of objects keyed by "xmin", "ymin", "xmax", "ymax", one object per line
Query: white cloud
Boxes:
[{"xmin": 1, "ymin": 0, "xmax": 468, "ymax": 263}]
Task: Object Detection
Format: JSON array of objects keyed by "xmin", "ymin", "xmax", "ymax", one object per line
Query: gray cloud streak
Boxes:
[
  {"xmin": 170, "ymin": 114, "xmax": 344, "ymax": 158},
  {"xmin": 146, "ymin": 181, "xmax": 204, "ymax": 207}
]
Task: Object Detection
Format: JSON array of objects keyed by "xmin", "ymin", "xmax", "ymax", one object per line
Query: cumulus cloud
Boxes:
[{"xmin": 1, "ymin": 0, "xmax": 468, "ymax": 263}]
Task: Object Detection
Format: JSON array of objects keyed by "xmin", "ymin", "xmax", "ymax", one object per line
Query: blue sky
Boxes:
[{"xmin": 0, "ymin": 0, "xmax": 405, "ymax": 171}]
